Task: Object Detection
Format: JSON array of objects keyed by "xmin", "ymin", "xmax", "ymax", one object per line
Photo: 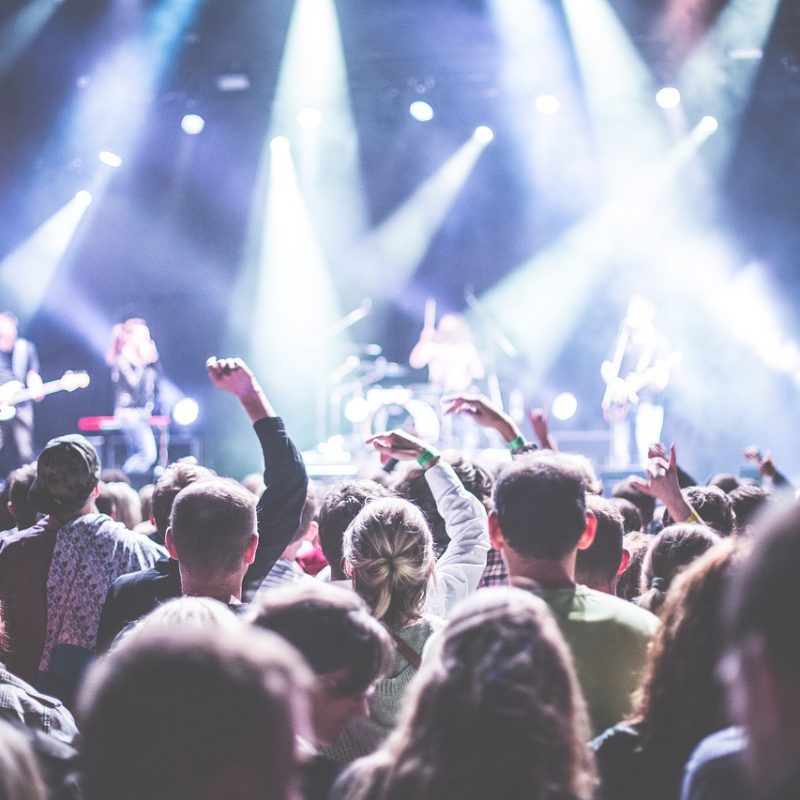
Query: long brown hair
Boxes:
[
  {"xmin": 341, "ymin": 588, "xmax": 597, "ymax": 800},
  {"xmin": 629, "ymin": 539, "xmax": 743, "ymax": 795}
]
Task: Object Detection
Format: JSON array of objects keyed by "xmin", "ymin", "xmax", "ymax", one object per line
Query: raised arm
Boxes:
[
  {"xmin": 630, "ymin": 444, "xmax": 701, "ymax": 525},
  {"xmin": 367, "ymin": 430, "xmax": 490, "ymax": 614},
  {"xmin": 441, "ymin": 394, "xmax": 536, "ymax": 456},
  {"xmin": 206, "ymin": 357, "xmax": 308, "ymax": 600}
]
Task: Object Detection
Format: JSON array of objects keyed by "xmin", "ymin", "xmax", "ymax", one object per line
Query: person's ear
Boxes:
[
  {"xmin": 576, "ymin": 509, "xmax": 597, "ymax": 551},
  {"xmin": 6, "ymin": 501, "xmax": 15, "ymax": 521},
  {"xmin": 243, "ymin": 532, "xmax": 259, "ymax": 566},
  {"xmin": 165, "ymin": 526, "xmax": 179, "ymax": 561},
  {"xmin": 488, "ymin": 510, "xmax": 506, "ymax": 551},
  {"xmin": 616, "ymin": 547, "xmax": 631, "ymax": 576}
]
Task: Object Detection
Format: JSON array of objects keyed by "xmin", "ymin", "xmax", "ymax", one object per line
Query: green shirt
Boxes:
[{"xmin": 533, "ymin": 585, "xmax": 659, "ymax": 736}]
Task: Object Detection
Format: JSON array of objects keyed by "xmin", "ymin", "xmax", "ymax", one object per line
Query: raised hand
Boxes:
[
  {"xmin": 366, "ymin": 429, "xmax": 438, "ymax": 466},
  {"xmin": 206, "ymin": 357, "xmax": 274, "ymax": 421},
  {"xmin": 528, "ymin": 408, "xmax": 556, "ymax": 451},
  {"xmin": 441, "ymin": 394, "xmax": 520, "ymax": 444},
  {"xmin": 631, "ymin": 444, "xmax": 694, "ymax": 523}
]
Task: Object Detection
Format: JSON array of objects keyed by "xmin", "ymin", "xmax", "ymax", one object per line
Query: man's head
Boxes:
[
  {"xmin": 28, "ymin": 435, "xmax": 100, "ymax": 517},
  {"xmin": 0, "ymin": 312, "xmax": 18, "ymax": 351},
  {"xmin": 152, "ymin": 459, "xmax": 216, "ymax": 541},
  {"xmin": 609, "ymin": 497, "xmax": 644, "ymax": 533},
  {"xmin": 613, "ymin": 477, "xmax": 656, "ymax": 531},
  {"xmin": 490, "ymin": 454, "xmax": 595, "ymax": 566},
  {"xmin": 166, "ymin": 479, "xmax": 257, "ymax": 595},
  {"xmin": 663, "ymin": 485, "xmax": 735, "ymax": 536},
  {"xmin": 317, "ymin": 480, "xmax": 393, "ymax": 581},
  {"xmin": 725, "ymin": 500, "xmax": 800, "ymax": 790},
  {"xmin": 6, "ymin": 463, "xmax": 38, "ymax": 530},
  {"xmin": 78, "ymin": 625, "xmax": 313, "ymax": 800},
  {"xmin": 246, "ymin": 582, "xmax": 392, "ymax": 746},
  {"xmin": 729, "ymin": 484, "xmax": 771, "ymax": 534},
  {"xmin": 576, "ymin": 495, "xmax": 628, "ymax": 594}
]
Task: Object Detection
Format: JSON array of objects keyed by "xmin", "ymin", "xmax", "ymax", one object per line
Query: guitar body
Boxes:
[
  {"xmin": 0, "ymin": 372, "xmax": 91, "ymax": 423},
  {"xmin": 0, "ymin": 381, "xmax": 25, "ymax": 421}
]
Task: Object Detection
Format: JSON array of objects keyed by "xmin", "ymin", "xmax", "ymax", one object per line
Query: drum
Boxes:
[{"xmin": 364, "ymin": 386, "xmax": 440, "ymax": 444}]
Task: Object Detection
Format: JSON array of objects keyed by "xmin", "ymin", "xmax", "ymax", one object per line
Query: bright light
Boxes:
[
  {"xmin": 270, "ymin": 135, "xmax": 290, "ymax": 153},
  {"xmin": 409, "ymin": 100, "xmax": 434, "ymax": 122},
  {"xmin": 534, "ymin": 94, "xmax": 560, "ymax": 115},
  {"xmin": 297, "ymin": 107, "xmax": 323, "ymax": 128},
  {"xmin": 172, "ymin": 397, "xmax": 200, "ymax": 426},
  {"xmin": 74, "ymin": 190, "xmax": 93, "ymax": 207},
  {"xmin": 344, "ymin": 396, "xmax": 371, "ymax": 423},
  {"xmin": 700, "ymin": 115, "xmax": 719, "ymax": 134},
  {"xmin": 98, "ymin": 150, "xmax": 123, "ymax": 168},
  {"xmin": 474, "ymin": 125, "xmax": 494, "ymax": 143},
  {"xmin": 551, "ymin": 392, "xmax": 578, "ymax": 421},
  {"xmin": 655, "ymin": 87, "xmax": 681, "ymax": 109},
  {"xmin": 181, "ymin": 113, "xmax": 205, "ymax": 135}
]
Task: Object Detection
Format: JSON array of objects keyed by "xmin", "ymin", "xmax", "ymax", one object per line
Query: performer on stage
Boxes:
[
  {"xmin": 106, "ymin": 318, "xmax": 161, "ymax": 478},
  {"xmin": 409, "ymin": 300, "xmax": 485, "ymax": 393},
  {"xmin": 0, "ymin": 312, "xmax": 43, "ymax": 476},
  {"xmin": 602, "ymin": 297, "xmax": 675, "ymax": 468}
]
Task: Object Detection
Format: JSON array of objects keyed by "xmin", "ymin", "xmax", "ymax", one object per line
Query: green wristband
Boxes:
[
  {"xmin": 417, "ymin": 448, "xmax": 440, "ymax": 468},
  {"xmin": 507, "ymin": 434, "xmax": 526, "ymax": 452}
]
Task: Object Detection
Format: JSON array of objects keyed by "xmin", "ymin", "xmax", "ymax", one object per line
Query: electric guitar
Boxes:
[{"xmin": 0, "ymin": 370, "xmax": 91, "ymax": 421}]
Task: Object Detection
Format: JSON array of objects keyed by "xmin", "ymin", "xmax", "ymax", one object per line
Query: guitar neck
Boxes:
[{"xmin": 9, "ymin": 378, "xmax": 75, "ymax": 405}]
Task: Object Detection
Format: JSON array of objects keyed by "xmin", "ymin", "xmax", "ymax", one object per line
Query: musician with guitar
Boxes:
[
  {"xmin": 602, "ymin": 298, "xmax": 679, "ymax": 468},
  {"xmin": 0, "ymin": 312, "xmax": 44, "ymax": 475}
]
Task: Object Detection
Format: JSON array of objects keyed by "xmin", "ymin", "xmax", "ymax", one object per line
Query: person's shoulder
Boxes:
[
  {"xmin": 109, "ymin": 558, "xmax": 176, "ymax": 592},
  {"xmin": 0, "ymin": 519, "xmax": 56, "ymax": 560},
  {"xmin": 576, "ymin": 585, "xmax": 660, "ymax": 633}
]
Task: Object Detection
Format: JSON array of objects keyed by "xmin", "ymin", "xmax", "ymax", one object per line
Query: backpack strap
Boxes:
[{"xmin": 391, "ymin": 633, "xmax": 422, "ymax": 670}]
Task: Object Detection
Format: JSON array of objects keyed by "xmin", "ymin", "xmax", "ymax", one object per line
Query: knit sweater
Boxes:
[{"xmin": 323, "ymin": 617, "xmax": 442, "ymax": 764}]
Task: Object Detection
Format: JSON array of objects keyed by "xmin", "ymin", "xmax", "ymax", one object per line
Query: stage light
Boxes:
[
  {"xmin": 270, "ymin": 136, "xmax": 291, "ymax": 153},
  {"xmin": 173, "ymin": 397, "xmax": 200, "ymax": 426},
  {"xmin": 700, "ymin": 115, "xmax": 719, "ymax": 134},
  {"xmin": 181, "ymin": 113, "xmax": 205, "ymax": 135},
  {"xmin": 297, "ymin": 107, "xmax": 323, "ymax": 128},
  {"xmin": 552, "ymin": 392, "xmax": 578, "ymax": 421},
  {"xmin": 535, "ymin": 94, "xmax": 560, "ymax": 115},
  {"xmin": 655, "ymin": 87, "xmax": 681, "ymax": 109},
  {"xmin": 474, "ymin": 125, "xmax": 494, "ymax": 143},
  {"xmin": 98, "ymin": 150, "xmax": 123, "ymax": 168},
  {"xmin": 409, "ymin": 101, "xmax": 434, "ymax": 122},
  {"xmin": 0, "ymin": 190, "xmax": 95, "ymax": 318},
  {"xmin": 349, "ymin": 132, "xmax": 493, "ymax": 300},
  {"xmin": 344, "ymin": 396, "xmax": 371, "ymax": 423}
]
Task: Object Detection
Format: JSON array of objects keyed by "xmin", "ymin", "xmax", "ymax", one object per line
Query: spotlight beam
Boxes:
[
  {"xmin": 477, "ymin": 118, "xmax": 718, "ymax": 376},
  {"xmin": 678, "ymin": 0, "xmax": 781, "ymax": 174},
  {"xmin": 347, "ymin": 133, "xmax": 491, "ymax": 301},
  {"xmin": 0, "ymin": 193, "xmax": 94, "ymax": 318},
  {"xmin": 562, "ymin": 0, "xmax": 671, "ymax": 187},
  {"xmin": 0, "ymin": 0, "xmax": 62, "ymax": 77}
]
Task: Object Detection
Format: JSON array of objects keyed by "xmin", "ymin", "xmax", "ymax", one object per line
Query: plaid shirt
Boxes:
[
  {"xmin": 0, "ymin": 662, "xmax": 78, "ymax": 745},
  {"xmin": 479, "ymin": 547, "xmax": 509, "ymax": 587}
]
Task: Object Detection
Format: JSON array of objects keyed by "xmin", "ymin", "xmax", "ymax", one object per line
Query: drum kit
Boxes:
[{"xmin": 326, "ymin": 344, "xmax": 441, "ymax": 449}]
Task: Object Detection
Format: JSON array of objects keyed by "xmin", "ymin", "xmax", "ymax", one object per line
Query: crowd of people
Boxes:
[{"xmin": 0, "ymin": 355, "xmax": 798, "ymax": 800}]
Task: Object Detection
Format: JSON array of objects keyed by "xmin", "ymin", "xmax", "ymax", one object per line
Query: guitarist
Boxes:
[
  {"xmin": 602, "ymin": 298, "xmax": 672, "ymax": 469},
  {"xmin": 0, "ymin": 312, "xmax": 44, "ymax": 476}
]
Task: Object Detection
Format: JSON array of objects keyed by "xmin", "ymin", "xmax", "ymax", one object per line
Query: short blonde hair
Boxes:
[{"xmin": 343, "ymin": 497, "xmax": 435, "ymax": 629}]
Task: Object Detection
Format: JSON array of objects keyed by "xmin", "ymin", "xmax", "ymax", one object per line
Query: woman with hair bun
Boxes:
[
  {"xmin": 637, "ymin": 524, "xmax": 719, "ymax": 615},
  {"xmin": 332, "ymin": 587, "xmax": 597, "ymax": 800},
  {"xmin": 325, "ymin": 429, "xmax": 490, "ymax": 764}
]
